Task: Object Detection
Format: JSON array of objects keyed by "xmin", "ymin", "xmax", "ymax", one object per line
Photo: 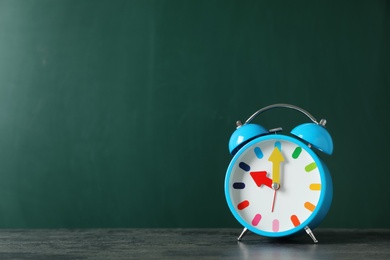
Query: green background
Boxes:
[{"xmin": 0, "ymin": 0, "xmax": 388, "ymax": 228}]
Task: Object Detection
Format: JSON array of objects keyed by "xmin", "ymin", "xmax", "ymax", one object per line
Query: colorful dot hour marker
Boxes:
[
  {"xmin": 292, "ymin": 147, "xmax": 302, "ymax": 159},
  {"xmin": 254, "ymin": 147, "xmax": 263, "ymax": 159},
  {"xmin": 291, "ymin": 215, "xmax": 301, "ymax": 227},
  {"xmin": 233, "ymin": 182, "xmax": 245, "ymax": 189},
  {"xmin": 272, "ymin": 219, "xmax": 279, "ymax": 232},
  {"xmin": 252, "ymin": 214, "xmax": 262, "ymax": 226},
  {"xmin": 309, "ymin": 183, "xmax": 321, "ymax": 190},
  {"xmin": 237, "ymin": 200, "xmax": 250, "ymax": 210},
  {"xmin": 239, "ymin": 162, "xmax": 251, "ymax": 172},
  {"xmin": 305, "ymin": 162, "xmax": 317, "ymax": 172},
  {"xmin": 304, "ymin": 202, "xmax": 316, "ymax": 212}
]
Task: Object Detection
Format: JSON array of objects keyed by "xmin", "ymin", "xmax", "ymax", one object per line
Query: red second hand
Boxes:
[{"xmin": 271, "ymin": 190, "xmax": 277, "ymax": 212}]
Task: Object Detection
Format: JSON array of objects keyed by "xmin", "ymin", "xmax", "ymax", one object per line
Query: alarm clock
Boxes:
[{"xmin": 224, "ymin": 104, "xmax": 333, "ymax": 243}]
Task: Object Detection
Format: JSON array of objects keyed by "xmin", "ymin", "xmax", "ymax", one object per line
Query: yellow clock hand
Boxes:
[
  {"xmin": 268, "ymin": 146, "xmax": 284, "ymax": 185},
  {"xmin": 268, "ymin": 147, "xmax": 284, "ymax": 212}
]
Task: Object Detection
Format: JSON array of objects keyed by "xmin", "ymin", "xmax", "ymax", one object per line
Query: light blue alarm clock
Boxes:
[{"xmin": 224, "ymin": 104, "xmax": 333, "ymax": 243}]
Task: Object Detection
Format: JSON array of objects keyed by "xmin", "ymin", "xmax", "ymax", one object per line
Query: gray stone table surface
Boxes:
[{"xmin": 0, "ymin": 228, "xmax": 389, "ymax": 259}]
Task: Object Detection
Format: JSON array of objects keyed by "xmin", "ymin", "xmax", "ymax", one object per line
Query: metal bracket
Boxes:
[
  {"xmin": 304, "ymin": 226, "xmax": 319, "ymax": 243},
  {"xmin": 237, "ymin": 228, "xmax": 248, "ymax": 241}
]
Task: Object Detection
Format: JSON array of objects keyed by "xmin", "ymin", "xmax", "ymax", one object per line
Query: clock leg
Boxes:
[
  {"xmin": 237, "ymin": 227, "xmax": 248, "ymax": 241},
  {"xmin": 304, "ymin": 226, "xmax": 318, "ymax": 243}
]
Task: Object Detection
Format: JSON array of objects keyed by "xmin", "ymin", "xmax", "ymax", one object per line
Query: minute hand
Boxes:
[{"xmin": 268, "ymin": 147, "xmax": 284, "ymax": 185}]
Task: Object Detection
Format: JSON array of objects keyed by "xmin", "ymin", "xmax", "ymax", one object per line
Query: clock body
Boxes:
[{"xmin": 225, "ymin": 134, "xmax": 333, "ymax": 237}]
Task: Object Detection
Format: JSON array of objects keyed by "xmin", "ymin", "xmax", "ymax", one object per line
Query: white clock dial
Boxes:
[{"xmin": 226, "ymin": 137, "xmax": 323, "ymax": 234}]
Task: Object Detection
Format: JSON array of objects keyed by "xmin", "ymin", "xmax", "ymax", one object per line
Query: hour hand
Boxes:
[{"xmin": 250, "ymin": 171, "xmax": 272, "ymax": 188}]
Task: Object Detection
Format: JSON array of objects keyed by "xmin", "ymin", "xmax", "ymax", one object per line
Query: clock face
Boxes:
[{"xmin": 225, "ymin": 134, "xmax": 327, "ymax": 237}]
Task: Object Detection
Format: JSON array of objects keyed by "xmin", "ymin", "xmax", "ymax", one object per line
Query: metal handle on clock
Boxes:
[{"xmin": 245, "ymin": 103, "xmax": 322, "ymax": 125}]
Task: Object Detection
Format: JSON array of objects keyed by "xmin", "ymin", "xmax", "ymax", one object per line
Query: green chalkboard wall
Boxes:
[{"xmin": 0, "ymin": 0, "xmax": 389, "ymax": 228}]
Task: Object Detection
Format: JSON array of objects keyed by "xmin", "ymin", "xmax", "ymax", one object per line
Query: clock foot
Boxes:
[
  {"xmin": 304, "ymin": 226, "xmax": 318, "ymax": 243},
  {"xmin": 237, "ymin": 228, "xmax": 248, "ymax": 241}
]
